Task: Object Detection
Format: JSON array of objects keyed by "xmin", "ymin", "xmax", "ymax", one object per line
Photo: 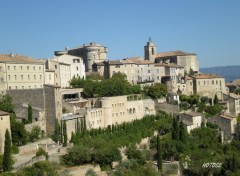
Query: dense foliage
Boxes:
[
  {"xmin": 63, "ymin": 113, "xmax": 171, "ymax": 169},
  {"xmin": 69, "ymin": 73, "xmax": 141, "ymax": 98},
  {"xmin": 0, "ymin": 95, "xmax": 14, "ymax": 113},
  {"xmin": 143, "ymin": 83, "xmax": 167, "ymax": 99}
]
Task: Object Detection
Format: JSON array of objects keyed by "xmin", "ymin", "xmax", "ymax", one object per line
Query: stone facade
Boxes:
[
  {"xmin": 52, "ymin": 54, "xmax": 86, "ymax": 80},
  {"xmin": 45, "ymin": 60, "xmax": 71, "ymax": 88},
  {"xmin": 208, "ymin": 114, "xmax": 237, "ymax": 140},
  {"xmin": 55, "ymin": 42, "xmax": 108, "ymax": 72},
  {"xmin": 7, "ymin": 84, "xmax": 62, "ymax": 135},
  {"xmin": 0, "ymin": 110, "xmax": 11, "ymax": 154},
  {"xmin": 223, "ymin": 93, "xmax": 240, "ymax": 116},
  {"xmin": 0, "ymin": 54, "xmax": 45, "ymax": 94},
  {"xmin": 179, "ymin": 112, "xmax": 203, "ymax": 133}
]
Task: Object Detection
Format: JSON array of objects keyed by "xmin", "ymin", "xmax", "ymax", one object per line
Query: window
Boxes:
[
  {"xmin": 14, "ymin": 75, "xmax": 17, "ymax": 80},
  {"xmin": 33, "ymin": 66, "xmax": 35, "ymax": 70},
  {"xmin": 15, "ymin": 86, "xmax": 18, "ymax": 89},
  {"xmin": 20, "ymin": 66, "xmax": 23, "ymax": 70},
  {"xmin": 29, "ymin": 86, "xmax": 31, "ymax": 89},
  {"xmin": 27, "ymin": 66, "xmax": 29, "ymax": 70},
  {"xmin": 0, "ymin": 66, "xmax": 1, "ymax": 71},
  {"xmin": 8, "ymin": 75, "xmax": 10, "ymax": 80},
  {"xmin": 55, "ymin": 65, "xmax": 57, "ymax": 69},
  {"xmin": 39, "ymin": 66, "xmax": 41, "ymax": 70},
  {"xmin": 28, "ymin": 75, "xmax": 30, "ymax": 80},
  {"xmin": 49, "ymin": 74, "xmax": 51, "ymax": 80},
  {"xmin": 9, "ymin": 86, "xmax": 11, "ymax": 89},
  {"xmin": 21, "ymin": 75, "xmax": 23, "ymax": 80},
  {"xmin": 212, "ymin": 80, "xmax": 214, "ymax": 84},
  {"xmin": 148, "ymin": 70, "xmax": 150, "ymax": 73},
  {"xmin": 40, "ymin": 75, "xmax": 42, "ymax": 79},
  {"xmin": 22, "ymin": 86, "xmax": 24, "ymax": 89},
  {"xmin": 152, "ymin": 47, "xmax": 154, "ymax": 55},
  {"xmin": 14, "ymin": 66, "xmax": 16, "ymax": 70},
  {"xmin": 8, "ymin": 66, "xmax": 10, "ymax": 70},
  {"xmin": 34, "ymin": 75, "xmax": 36, "ymax": 79},
  {"xmin": 76, "ymin": 67, "xmax": 78, "ymax": 70}
]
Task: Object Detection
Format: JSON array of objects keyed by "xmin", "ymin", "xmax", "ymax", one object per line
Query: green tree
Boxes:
[
  {"xmin": 172, "ymin": 118, "xmax": 179, "ymax": 141},
  {"xmin": 27, "ymin": 104, "xmax": 33, "ymax": 123},
  {"xmin": 179, "ymin": 121, "xmax": 187, "ymax": 141},
  {"xmin": 0, "ymin": 94, "xmax": 14, "ymax": 113},
  {"xmin": 63, "ymin": 121, "xmax": 67, "ymax": 147},
  {"xmin": 52, "ymin": 118, "xmax": 60, "ymax": 143},
  {"xmin": 235, "ymin": 88, "xmax": 240, "ymax": 95},
  {"xmin": 10, "ymin": 115, "xmax": 28, "ymax": 146},
  {"xmin": 214, "ymin": 94, "xmax": 219, "ymax": 105},
  {"xmin": 144, "ymin": 83, "xmax": 167, "ymax": 99},
  {"xmin": 28, "ymin": 126, "xmax": 41, "ymax": 142},
  {"xmin": 157, "ymin": 135, "xmax": 162, "ymax": 171},
  {"xmin": 3, "ymin": 129, "xmax": 12, "ymax": 172}
]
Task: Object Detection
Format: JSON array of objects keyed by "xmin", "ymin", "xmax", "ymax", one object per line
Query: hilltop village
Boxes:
[{"xmin": 0, "ymin": 40, "xmax": 240, "ymax": 175}]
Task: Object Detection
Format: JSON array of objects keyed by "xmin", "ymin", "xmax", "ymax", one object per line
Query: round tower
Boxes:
[
  {"xmin": 101, "ymin": 97, "xmax": 112, "ymax": 127},
  {"xmin": 144, "ymin": 38, "xmax": 157, "ymax": 63}
]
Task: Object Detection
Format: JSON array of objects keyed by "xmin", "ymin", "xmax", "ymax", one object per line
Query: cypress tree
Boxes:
[
  {"xmin": 214, "ymin": 94, "xmax": 219, "ymax": 105},
  {"xmin": 157, "ymin": 135, "xmax": 162, "ymax": 172},
  {"xmin": 63, "ymin": 121, "xmax": 67, "ymax": 147},
  {"xmin": 60, "ymin": 120, "xmax": 63, "ymax": 144},
  {"xmin": 172, "ymin": 118, "xmax": 179, "ymax": 141},
  {"xmin": 28, "ymin": 104, "xmax": 33, "ymax": 123},
  {"xmin": 52, "ymin": 118, "xmax": 60, "ymax": 143},
  {"xmin": 179, "ymin": 121, "xmax": 187, "ymax": 141},
  {"xmin": 3, "ymin": 129, "xmax": 12, "ymax": 172}
]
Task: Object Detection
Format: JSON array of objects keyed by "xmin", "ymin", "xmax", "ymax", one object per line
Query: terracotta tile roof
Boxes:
[
  {"xmin": 182, "ymin": 111, "xmax": 202, "ymax": 117},
  {"xmin": 193, "ymin": 74, "xmax": 223, "ymax": 79},
  {"xmin": 0, "ymin": 54, "xmax": 43, "ymax": 63},
  {"xmin": 122, "ymin": 57, "xmax": 154, "ymax": 65},
  {"xmin": 107, "ymin": 61, "xmax": 123, "ymax": 65},
  {"xmin": 154, "ymin": 63, "xmax": 183, "ymax": 68},
  {"xmin": 93, "ymin": 62, "xmax": 105, "ymax": 66},
  {"xmin": 0, "ymin": 110, "xmax": 10, "ymax": 116},
  {"xmin": 226, "ymin": 93, "xmax": 240, "ymax": 99},
  {"xmin": 156, "ymin": 50, "xmax": 196, "ymax": 58}
]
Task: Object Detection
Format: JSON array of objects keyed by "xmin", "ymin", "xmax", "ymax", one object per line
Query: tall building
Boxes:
[
  {"xmin": 144, "ymin": 38, "xmax": 157, "ymax": 63},
  {"xmin": 55, "ymin": 42, "xmax": 108, "ymax": 72},
  {"xmin": 0, "ymin": 54, "xmax": 45, "ymax": 94}
]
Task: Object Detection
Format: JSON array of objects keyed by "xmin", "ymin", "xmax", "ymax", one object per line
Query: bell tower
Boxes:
[{"xmin": 144, "ymin": 38, "xmax": 157, "ymax": 63}]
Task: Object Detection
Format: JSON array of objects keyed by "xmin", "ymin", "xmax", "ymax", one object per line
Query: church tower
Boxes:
[{"xmin": 144, "ymin": 38, "xmax": 157, "ymax": 63}]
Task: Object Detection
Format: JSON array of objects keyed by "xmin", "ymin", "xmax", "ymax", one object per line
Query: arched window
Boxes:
[{"xmin": 152, "ymin": 47, "xmax": 154, "ymax": 55}]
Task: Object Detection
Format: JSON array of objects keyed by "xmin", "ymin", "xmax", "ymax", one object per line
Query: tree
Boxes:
[
  {"xmin": 214, "ymin": 94, "xmax": 219, "ymax": 105},
  {"xmin": 63, "ymin": 121, "xmax": 67, "ymax": 147},
  {"xmin": 52, "ymin": 119, "xmax": 60, "ymax": 143},
  {"xmin": 157, "ymin": 135, "xmax": 162, "ymax": 172},
  {"xmin": 28, "ymin": 126, "xmax": 41, "ymax": 142},
  {"xmin": 235, "ymin": 88, "xmax": 240, "ymax": 95},
  {"xmin": 3, "ymin": 129, "xmax": 12, "ymax": 172},
  {"xmin": 0, "ymin": 94, "xmax": 14, "ymax": 113},
  {"xmin": 179, "ymin": 121, "xmax": 187, "ymax": 141},
  {"xmin": 10, "ymin": 115, "xmax": 28, "ymax": 146},
  {"xmin": 28, "ymin": 104, "xmax": 33, "ymax": 123},
  {"xmin": 144, "ymin": 83, "xmax": 167, "ymax": 99},
  {"xmin": 172, "ymin": 118, "xmax": 179, "ymax": 141}
]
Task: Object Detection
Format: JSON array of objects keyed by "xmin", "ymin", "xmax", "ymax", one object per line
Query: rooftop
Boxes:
[
  {"xmin": 0, "ymin": 110, "xmax": 10, "ymax": 116},
  {"xmin": 192, "ymin": 74, "xmax": 223, "ymax": 79},
  {"xmin": 224, "ymin": 93, "xmax": 240, "ymax": 99},
  {"xmin": 154, "ymin": 63, "xmax": 184, "ymax": 68},
  {"xmin": 0, "ymin": 54, "xmax": 43, "ymax": 64},
  {"xmin": 156, "ymin": 50, "xmax": 196, "ymax": 58},
  {"xmin": 182, "ymin": 111, "xmax": 202, "ymax": 117}
]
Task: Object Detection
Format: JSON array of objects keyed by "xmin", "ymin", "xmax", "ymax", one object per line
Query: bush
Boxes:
[{"xmin": 36, "ymin": 148, "xmax": 48, "ymax": 159}]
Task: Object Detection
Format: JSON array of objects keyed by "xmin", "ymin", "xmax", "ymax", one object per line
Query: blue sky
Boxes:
[{"xmin": 0, "ymin": 0, "xmax": 239, "ymax": 68}]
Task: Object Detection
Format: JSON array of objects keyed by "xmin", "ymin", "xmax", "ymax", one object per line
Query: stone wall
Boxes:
[{"xmin": 155, "ymin": 103, "xmax": 179, "ymax": 114}]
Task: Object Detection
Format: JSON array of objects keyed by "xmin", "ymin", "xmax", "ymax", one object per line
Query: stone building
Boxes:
[
  {"xmin": 226, "ymin": 79, "xmax": 240, "ymax": 93},
  {"xmin": 0, "ymin": 54, "xmax": 45, "ymax": 94},
  {"xmin": 45, "ymin": 60, "xmax": 71, "ymax": 88},
  {"xmin": 52, "ymin": 54, "xmax": 85, "ymax": 79},
  {"xmin": 155, "ymin": 50, "xmax": 199, "ymax": 74},
  {"xmin": 55, "ymin": 42, "xmax": 108, "ymax": 72},
  {"xmin": 208, "ymin": 113, "xmax": 237, "ymax": 140},
  {"xmin": 223, "ymin": 93, "xmax": 240, "ymax": 116},
  {"xmin": 0, "ymin": 110, "xmax": 11, "ymax": 154},
  {"xmin": 179, "ymin": 112, "xmax": 203, "ymax": 133},
  {"xmin": 190, "ymin": 74, "xmax": 226, "ymax": 100},
  {"xmin": 7, "ymin": 84, "xmax": 62, "ymax": 135}
]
